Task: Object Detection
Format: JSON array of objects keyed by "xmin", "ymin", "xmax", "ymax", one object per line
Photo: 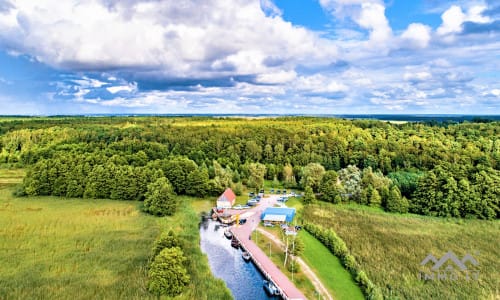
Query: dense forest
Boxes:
[{"xmin": 0, "ymin": 117, "xmax": 498, "ymax": 219}]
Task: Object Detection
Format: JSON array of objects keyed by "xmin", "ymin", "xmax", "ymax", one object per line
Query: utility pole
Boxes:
[{"xmin": 284, "ymin": 234, "xmax": 289, "ymax": 266}]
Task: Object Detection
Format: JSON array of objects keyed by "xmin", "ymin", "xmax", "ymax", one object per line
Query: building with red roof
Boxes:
[{"xmin": 216, "ymin": 188, "xmax": 236, "ymax": 209}]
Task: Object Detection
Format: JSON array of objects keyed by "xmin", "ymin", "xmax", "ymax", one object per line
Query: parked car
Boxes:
[
  {"xmin": 247, "ymin": 199, "xmax": 258, "ymax": 206},
  {"xmin": 233, "ymin": 204, "xmax": 250, "ymax": 210},
  {"xmin": 263, "ymin": 222, "xmax": 274, "ymax": 227}
]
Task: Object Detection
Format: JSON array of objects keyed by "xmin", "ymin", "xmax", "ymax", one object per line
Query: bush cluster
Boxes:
[{"xmin": 147, "ymin": 230, "xmax": 189, "ymax": 297}]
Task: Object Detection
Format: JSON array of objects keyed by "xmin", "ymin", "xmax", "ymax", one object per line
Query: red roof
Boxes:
[{"xmin": 217, "ymin": 188, "xmax": 236, "ymax": 204}]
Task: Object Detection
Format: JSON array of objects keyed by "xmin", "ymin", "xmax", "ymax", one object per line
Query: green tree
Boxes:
[
  {"xmin": 300, "ymin": 163, "xmax": 325, "ymax": 191},
  {"xmin": 303, "ymin": 186, "xmax": 315, "ymax": 205},
  {"xmin": 369, "ymin": 188, "xmax": 382, "ymax": 207},
  {"xmin": 247, "ymin": 162, "xmax": 266, "ymax": 189},
  {"xmin": 282, "ymin": 163, "xmax": 296, "ymax": 188},
  {"xmin": 385, "ymin": 186, "xmax": 408, "ymax": 213},
  {"xmin": 319, "ymin": 170, "xmax": 339, "ymax": 203},
  {"xmin": 148, "ymin": 247, "xmax": 189, "ymax": 297},
  {"xmin": 185, "ymin": 168, "xmax": 210, "ymax": 197},
  {"xmin": 143, "ymin": 178, "xmax": 177, "ymax": 216}
]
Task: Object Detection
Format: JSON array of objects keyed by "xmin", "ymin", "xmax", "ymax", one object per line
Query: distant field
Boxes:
[{"xmin": 302, "ymin": 203, "xmax": 500, "ymax": 300}]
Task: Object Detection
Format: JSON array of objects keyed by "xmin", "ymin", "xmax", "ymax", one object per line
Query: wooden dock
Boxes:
[{"xmin": 230, "ymin": 196, "xmax": 306, "ymax": 300}]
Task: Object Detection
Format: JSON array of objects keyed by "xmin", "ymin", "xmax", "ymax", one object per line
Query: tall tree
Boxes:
[
  {"xmin": 143, "ymin": 178, "xmax": 177, "ymax": 216},
  {"xmin": 247, "ymin": 162, "xmax": 266, "ymax": 189},
  {"xmin": 319, "ymin": 170, "xmax": 339, "ymax": 203},
  {"xmin": 300, "ymin": 163, "xmax": 325, "ymax": 191}
]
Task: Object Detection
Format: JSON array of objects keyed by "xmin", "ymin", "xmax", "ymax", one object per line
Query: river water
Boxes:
[{"xmin": 200, "ymin": 219, "xmax": 275, "ymax": 300}]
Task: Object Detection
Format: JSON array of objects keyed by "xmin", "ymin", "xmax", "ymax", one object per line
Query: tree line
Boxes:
[{"xmin": 1, "ymin": 117, "xmax": 497, "ymax": 219}]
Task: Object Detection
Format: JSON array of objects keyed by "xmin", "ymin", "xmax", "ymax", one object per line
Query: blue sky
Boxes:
[{"xmin": 0, "ymin": 0, "xmax": 498, "ymax": 115}]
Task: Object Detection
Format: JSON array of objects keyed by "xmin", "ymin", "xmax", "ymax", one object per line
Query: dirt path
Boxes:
[{"xmin": 257, "ymin": 228, "xmax": 334, "ymax": 300}]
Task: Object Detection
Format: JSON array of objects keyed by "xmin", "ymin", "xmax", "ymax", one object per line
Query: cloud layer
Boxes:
[{"xmin": 0, "ymin": 0, "xmax": 498, "ymax": 114}]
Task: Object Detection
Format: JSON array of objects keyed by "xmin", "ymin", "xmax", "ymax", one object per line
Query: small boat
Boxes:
[
  {"xmin": 263, "ymin": 280, "xmax": 280, "ymax": 296},
  {"xmin": 231, "ymin": 237, "xmax": 240, "ymax": 248},
  {"xmin": 242, "ymin": 251, "xmax": 251, "ymax": 262},
  {"xmin": 224, "ymin": 229, "xmax": 233, "ymax": 239}
]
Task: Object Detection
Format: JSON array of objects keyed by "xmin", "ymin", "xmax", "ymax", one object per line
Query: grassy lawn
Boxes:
[
  {"xmin": 300, "ymin": 230, "xmax": 364, "ymax": 300},
  {"xmin": 302, "ymin": 202, "xmax": 500, "ymax": 300}
]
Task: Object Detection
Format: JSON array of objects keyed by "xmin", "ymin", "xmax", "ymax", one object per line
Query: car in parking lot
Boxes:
[
  {"xmin": 247, "ymin": 199, "xmax": 258, "ymax": 206},
  {"xmin": 263, "ymin": 222, "xmax": 274, "ymax": 227},
  {"xmin": 233, "ymin": 204, "xmax": 250, "ymax": 210}
]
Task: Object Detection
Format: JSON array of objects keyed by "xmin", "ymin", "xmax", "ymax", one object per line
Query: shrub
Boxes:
[{"xmin": 148, "ymin": 247, "xmax": 190, "ymax": 297}]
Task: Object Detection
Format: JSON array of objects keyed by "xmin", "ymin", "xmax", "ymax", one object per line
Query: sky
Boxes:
[{"xmin": 0, "ymin": 0, "xmax": 498, "ymax": 115}]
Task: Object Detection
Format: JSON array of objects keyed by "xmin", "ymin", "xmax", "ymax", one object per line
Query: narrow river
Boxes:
[{"xmin": 200, "ymin": 218, "xmax": 275, "ymax": 300}]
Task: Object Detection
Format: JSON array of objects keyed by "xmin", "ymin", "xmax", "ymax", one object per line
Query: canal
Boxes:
[{"xmin": 200, "ymin": 219, "xmax": 275, "ymax": 300}]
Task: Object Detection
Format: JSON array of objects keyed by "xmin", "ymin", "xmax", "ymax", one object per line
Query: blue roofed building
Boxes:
[{"xmin": 261, "ymin": 207, "xmax": 296, "ymax": 223}]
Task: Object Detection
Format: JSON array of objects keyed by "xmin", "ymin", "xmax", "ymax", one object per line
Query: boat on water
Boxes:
[
  {"xmin": 263, "ymin": 280, "xmax": 280, "ymax": 296},
  {"xmin": 242, "ymin": 251, "xmax": 251, "ymax": 262},
  {"xmin": 224, "ymin": 228, "xmax": 233, "ymax": 239},
  {"xmin": 231, "ymin": 237, "xmax": 240, "ymax": 248}
]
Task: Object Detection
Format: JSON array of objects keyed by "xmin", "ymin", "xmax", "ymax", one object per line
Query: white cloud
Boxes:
[
  {"xmin": 401, "ymin": 23, "xmax": 432, "ymax": 49},
  {"xmin": 256, "ymin": 70, "xmax": 297, "ymax": 84},
  {"xmin": 72, "ymin": 77, "xmax": 108, "ymax": 88},
  {"xmin": 404, "ymin": 71, "xmax": 432, "ymax": 82},
  {"xmin": 0, "ymin": 0, "xmax": 337, "ymax": 79},
  {"xmin": 260, "ymin": 0, "xmax": 282, "ymax": 17},
  {"xmin": 295, "ymin": 74, "xmax": 348, "ymax": 93},
  {"xmin": 107, "ymin": 82, "xmax": 138, "ymax": 94},
  {"xmin": 355, "ymin": 3, "xmax": 392, "ymax": 44},
  {"xmin": 482, "ymin": 89, "xmax": 500, "ymax": 97},
  {"xmin": 437, "ymin": 4, "xmax": 492, "ymax": 36},
  {"xmin": 320, "ymin": 0, "xmax": 392, "ymax": 45}
]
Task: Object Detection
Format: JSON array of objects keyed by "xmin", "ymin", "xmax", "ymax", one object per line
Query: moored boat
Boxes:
[
  {"xmin": 263, "ymin": 280, "xmax": 280, "ymax": 296},
  {"xmin": 242, "ymin": 251, "xmax": 251, "ymax": 262},
  {"xmin": 231, "ymin": 236, "xmax": 240, "ymax": 248}
]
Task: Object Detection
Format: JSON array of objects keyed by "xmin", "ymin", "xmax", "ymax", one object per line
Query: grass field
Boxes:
[
  {"xmin": 0, "ymin": 170, "xmax": 231, "ymax": 300},
  {"xmin": 300, "ymin": 230, "xmax": 364, "ymax": 300},
  {"xmin": 301, "ymin": 202, "xmax": 500, "ymax": 300},
  {"xmin": 0, "ymin": 186, "xmax": 158, "ymax": 299}
]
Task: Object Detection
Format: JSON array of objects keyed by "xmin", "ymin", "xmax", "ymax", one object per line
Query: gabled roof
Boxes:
[{"xmin": 217, "ymin": 188, "xmax": 236, "ymax": 203}]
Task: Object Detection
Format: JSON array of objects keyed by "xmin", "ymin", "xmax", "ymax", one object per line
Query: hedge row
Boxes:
[{"xmin": 304, "ymin": 223, "xmax": 383, "ymax": 300}]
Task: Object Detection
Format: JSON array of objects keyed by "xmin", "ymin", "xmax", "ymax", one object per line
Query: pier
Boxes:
[{"xmin": 230, "ymin": 196, "xmax": 306, "ymax": 300}]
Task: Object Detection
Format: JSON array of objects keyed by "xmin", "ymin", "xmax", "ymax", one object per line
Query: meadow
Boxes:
[
  {"xmin": 0, "ymin": 174, "xmax": 230, "ymax": 299},
  {"xmin": 0, "ymin": 185, "xmax": 158, "ymax": 299},
  {"xmin": 301, "ymin": 203, "xmax": 500, "ymax": 300}
]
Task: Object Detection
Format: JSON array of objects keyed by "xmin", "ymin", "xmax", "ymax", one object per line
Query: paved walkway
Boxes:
[
  {"xmin": 230, "ymin": 195, "xmax": 306, "ymax": 300},
  {"xmin": 257, "ymin": 228, "xmax": 334, "ymax": 300}
]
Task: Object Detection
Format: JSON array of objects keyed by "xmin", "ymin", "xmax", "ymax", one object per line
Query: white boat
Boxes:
[
  {"xmin": 263, "ymin": 280, "xmax": 280, "ymax": 296},
  {"xmin": 242, "ymin": 251, "xmax": 251, "ymax": 262}
]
